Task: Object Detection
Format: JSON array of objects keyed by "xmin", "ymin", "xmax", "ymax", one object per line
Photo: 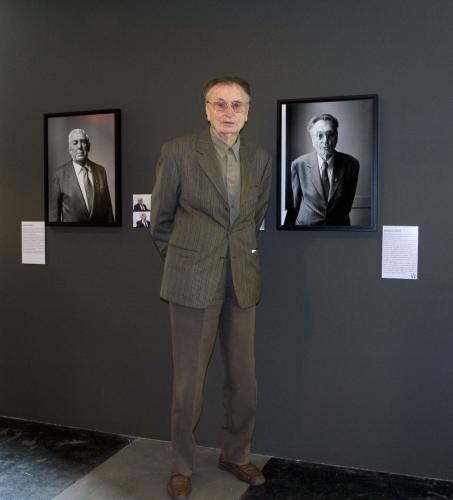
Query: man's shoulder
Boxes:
[
  {"xmin": 241, "ymin": 139, "xmax": 271, "ymax": 165},
  {"xmin": 162, "ymin": 133, "xmax": 198, "ymax": 153},
  {"xmin": 55, "ymin": 160, "xmax": 72, "ymax": 171},
  {"xmin": 242, "ymin": 140, "xmax": 270, "ymax": 155},
  {"xmin": 87, "ymin": 159, "xmax": 107, "ymax": 172},
  {"xmin": 161, "ymin": 130, "xmax": 271, "ymax": 163},
  {"xmin": 54, "ymin": 160, "xmax": 73, "ymax": 178},
  {"xmin": 334, "ymin": 151, "xmax": 360, "ymax": 168},
  {"xmin": 334, "ymin": 151, "xmax": 360, "ymax": 173},
  {"xmin": 291, "ymin": 152, "xmax": 315, "ymax": 168}
]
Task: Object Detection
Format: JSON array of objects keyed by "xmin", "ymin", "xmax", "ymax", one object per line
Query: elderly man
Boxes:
[
  {"xmin": 49, "ymin": 129, "xmax": 114, "ymax": 223},
  {"xmin": 151, "ymin": 76, "xmax": 272, "ymax": 499},
  {"xmin": 290, "ymin": 113, "xmax": 359, "ymax": 225}
]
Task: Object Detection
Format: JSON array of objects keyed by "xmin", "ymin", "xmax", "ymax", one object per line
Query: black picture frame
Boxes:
[
  {"xmin": 277, "ymin": 94, "xmax": 378, "ymax": 231},
  {"xmin": 44, "ymin": 109, "xmax": 121, "ymax": 226}
]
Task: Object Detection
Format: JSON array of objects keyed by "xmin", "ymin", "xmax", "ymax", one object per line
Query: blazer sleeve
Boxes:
[
  {"xmin": 290, "ymin": 160, "xmax": 302, "ymax": 211},
  {"xmin": 150, "ymin": 143, "xmax": 180, "ymax": 260},
  {"xmin": 49, "ymin": 170, "xmax": 62, "ymax": 222}
]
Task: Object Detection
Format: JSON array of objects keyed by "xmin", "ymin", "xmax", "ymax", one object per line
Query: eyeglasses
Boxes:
[
  {"xmin": 313, "ymin": 131, "xmax": 336, "ymax": 140},
  {"xmin": 206, "ymin": 100, "xmax": 249, "ymax": 114}
]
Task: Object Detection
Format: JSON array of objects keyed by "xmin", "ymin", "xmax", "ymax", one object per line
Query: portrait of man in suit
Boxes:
[
  {"xmin": 135, "ymin": 212, "xmax": 150, "ymax": 228},
  {"xmin": 48, "ymin": 128, "xmax": 114, "ymax": 224},
  {"xmin": 151, "ymin": 76, "xmax": 271, "ymax": 499},
  {"xmin": 290, "ymin": 113, "xmax": 359, "ymax": 226},
  {"xmin": 134, "ymin": 197, "xmax": 149, "ymax": 211}
]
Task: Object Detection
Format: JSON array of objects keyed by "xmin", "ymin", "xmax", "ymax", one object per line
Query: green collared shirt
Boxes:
[{"xmin": 210, "ymin": 128, "xmax": 241, "ymax": 225}]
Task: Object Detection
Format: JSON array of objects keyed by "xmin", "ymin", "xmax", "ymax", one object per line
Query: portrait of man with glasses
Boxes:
[
  {"xmin": 151, "ymin": 76, "xmax": 272, "ymax": 499},
  {"xmin": 290, "ymin": 113, "xmax": 360, "ymax": 226}
]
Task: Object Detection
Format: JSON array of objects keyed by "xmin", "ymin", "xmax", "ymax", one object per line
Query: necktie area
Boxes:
[
  {"xmin": 82, "ymin": 166, "xmax": 94, "ymax": 213},
  {"xmin": 321, "ymin": 161, "xmax": 330, "ymax": 201}
]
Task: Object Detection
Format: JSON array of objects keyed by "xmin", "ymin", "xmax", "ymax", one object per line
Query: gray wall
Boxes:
[{"xmin": 1, "ymin": 0, "xmax": 453, "ymax": 481}]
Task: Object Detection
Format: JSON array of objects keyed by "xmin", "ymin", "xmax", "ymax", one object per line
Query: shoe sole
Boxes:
[{"xmin": 218, "ymin": 462, "xmax": 265, "ymax": 486}]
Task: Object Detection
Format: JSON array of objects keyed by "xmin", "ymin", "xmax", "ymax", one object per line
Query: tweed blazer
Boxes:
[
  {"xmin": 151, "ymin": 128, "xmax": 272, "ymax": 309},
  {"xmin": 290, "ymin": 151, "xmax": 359, "ymax": 225}
]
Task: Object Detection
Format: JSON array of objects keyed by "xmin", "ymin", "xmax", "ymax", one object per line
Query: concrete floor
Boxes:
[
  {"xmin": 53, "ymin": 438, "xmax": 270, "ymax": 500},
  {"xmin": 3, "ymin": 417, "xmax": 453, "ymax": 499}
]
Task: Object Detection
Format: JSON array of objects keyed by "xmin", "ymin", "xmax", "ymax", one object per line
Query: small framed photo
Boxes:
[
  {"xmin": 44, "ymin": 109, "xmax": 121, "ymax": 226},
  {"xmin": 277, "ymin": 95, "xmax": 378, "ymax": 231},
  {"xmin": 132, "ymin": 194, "xmax": 151, "ymax": 212},
  {"xmin": 132, "ymin": 194, "xmax": 152, "ymax": 229},
  {"xmin": 133, "ymin": 211, "xmax": 151, "ymax": 229}
]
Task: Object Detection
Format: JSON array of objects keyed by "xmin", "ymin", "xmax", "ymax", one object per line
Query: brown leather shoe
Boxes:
[
  {"xmin": 218, "ymin": 455, "xmax": 265, "ymax": 486},
  {"xmin": 167, "ymin": 473, "xmax": 192, "ymax": 499}
]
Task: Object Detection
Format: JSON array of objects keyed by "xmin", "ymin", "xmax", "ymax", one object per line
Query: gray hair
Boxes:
[
  {"xmin": 202, "ymin": 76, "xmax": 251, "ymax": 101},
  {"xmin": 68, "ymin": 128, "xmax": 90, "ymax": 144},
  {"xmin": 307, "ymin": 114, "xmax": 339, "ymax": 134}
]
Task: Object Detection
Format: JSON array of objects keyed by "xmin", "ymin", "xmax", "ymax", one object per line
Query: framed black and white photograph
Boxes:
[
  {"xmin": 277, "ymin": 95, "xmax": 378, "ymax": 231},
  {"xmin": 44, "ymin": 109, "xmax": 121, "ymax": 226}
]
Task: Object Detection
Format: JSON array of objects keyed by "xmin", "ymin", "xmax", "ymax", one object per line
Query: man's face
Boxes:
[
  {"xmin": 310, "ymin": 120, "xmax": 337, "ymax": 161},
  {"xmin": 137, "ymin": 198, "xmax": 143, "ymax": 205},
  {"xmin": 69, "ymin": 130, "xmax": 90, "ymax": 165},
  {"xmin": 205, "ymin": 83, "xmax": 249, "ymax": 141},
  {"xmin": 140, "ymin": 213, "xmax": 147, "ymax": 221}
]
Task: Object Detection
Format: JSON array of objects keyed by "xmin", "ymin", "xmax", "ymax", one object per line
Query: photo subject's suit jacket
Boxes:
[
  {"xmin": 290, "ymin": 151, "xmax": 359, "ymax": 226},
  {"xmin": 49, "ymin": 160, "xmax": 114, "ymax": 223},
  {"xmin": 151, "ymin": 128, "xmax": 272, "ymax": 309},
  {"xmin": 134, "ymin": 203, "xmax": 149, "ymax": 211}
]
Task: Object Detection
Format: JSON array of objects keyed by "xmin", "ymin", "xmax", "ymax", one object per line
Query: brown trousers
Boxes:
[{"xmin": 169, "ymin": 262, "xmax": 257, "ymax": 476}]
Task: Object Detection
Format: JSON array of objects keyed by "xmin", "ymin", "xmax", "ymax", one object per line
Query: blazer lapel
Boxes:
[
  {"xmin": 308, "ymin": 152, "xmax": 325, "ymax": 201},
  {"xmin": 87, "ymin": 160, "xmax": 99, "ymax": 217},
  {"xmin": 196, "ymin": 129, "xmax": 228, "ymax": 202},
  {"xmin": 239, "ymin": 142, "xmax": 254, "ymax": 215},
  {"xmin": 329, "ymin": 152, "xmax": 345, "ymax": 201}
]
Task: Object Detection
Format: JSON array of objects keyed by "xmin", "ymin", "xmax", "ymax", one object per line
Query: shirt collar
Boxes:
[
  {"xmin": 210, "ymin": 127, "xmax": 241, "ymax": 161},
  {"xmin": 317, "ymin": 154, "xmax": 334, "ymax": 170},
  {"xmin": 73, "ymin": 161, "xmax": 90, "ymax": 174}
]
